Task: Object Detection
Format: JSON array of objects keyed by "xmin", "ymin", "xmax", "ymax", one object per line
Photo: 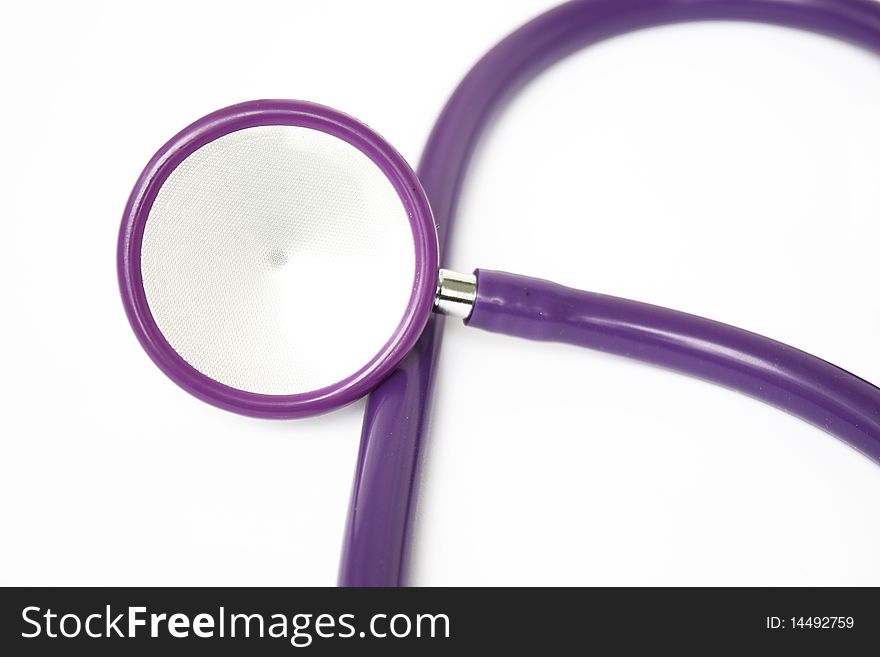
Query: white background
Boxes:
[{"xmin": 2, "ymin": 0, "xmax": 879, "ymax": 586}]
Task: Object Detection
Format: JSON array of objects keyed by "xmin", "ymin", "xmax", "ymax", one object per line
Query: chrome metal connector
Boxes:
[{"xmin": 434, "ymin": 269, "xmax": 477, "ymax": 319}]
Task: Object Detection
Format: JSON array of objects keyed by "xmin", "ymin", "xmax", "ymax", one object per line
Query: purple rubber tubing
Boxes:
[
  {"xmin": 339, "ymin": 0, "xmax": 880, "ymax": 586},
  {"xmin": 469, "ymin": 268, "xmax": 880, "ymax": 455}
]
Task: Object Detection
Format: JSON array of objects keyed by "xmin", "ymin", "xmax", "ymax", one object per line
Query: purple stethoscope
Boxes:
[{"xmin": 118, "ymin": 0, "xmax": 880, "ymax": 585}]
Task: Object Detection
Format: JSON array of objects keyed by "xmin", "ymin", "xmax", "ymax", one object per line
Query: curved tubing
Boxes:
[
  {"xmin": 469, "ymin": 269, "xmax": 880, "ymax": 461},
  {"xmin": 339, "ymin": 0, "xmax": 880, "ymax": 586}
]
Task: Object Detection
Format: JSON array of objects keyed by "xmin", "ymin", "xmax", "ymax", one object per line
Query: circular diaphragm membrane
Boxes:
[
  {"xmin": 119, "ymin": 101, "xmax": 438, "ymax": 417},
  {"xmin": 141, "ymin": 124, "xmax": 415, "ymax": 396}
]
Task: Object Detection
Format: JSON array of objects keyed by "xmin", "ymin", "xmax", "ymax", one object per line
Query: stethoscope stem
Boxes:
[{"xmin": 434, "ymin": 269, "xmax": 477, "ymax": 319}]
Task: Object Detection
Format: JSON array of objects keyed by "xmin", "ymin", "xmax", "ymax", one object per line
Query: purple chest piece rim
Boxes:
[{"xmin": 117, "ymin": 99, "xmax": 439, "ymax": 418}]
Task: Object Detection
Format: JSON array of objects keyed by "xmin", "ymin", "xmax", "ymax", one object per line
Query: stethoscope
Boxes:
[{"xmin": 118, "ymin": 0, "xmax": 880, "ymax": 585}]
